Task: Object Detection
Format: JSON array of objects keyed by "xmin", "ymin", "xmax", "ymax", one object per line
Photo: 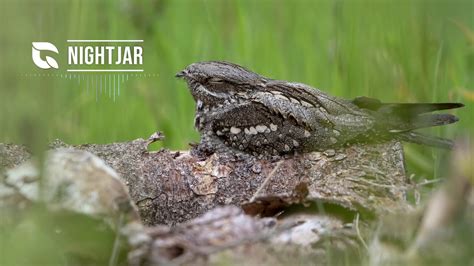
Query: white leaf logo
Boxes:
[{"xmin": 32, "ymin": 42, "xmax": 59, "ymax": 69}]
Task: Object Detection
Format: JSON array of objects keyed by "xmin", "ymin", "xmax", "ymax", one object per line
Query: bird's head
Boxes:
[{"xmin": 176, "ymin": 61, "xmax": 265, "ymax": 109}]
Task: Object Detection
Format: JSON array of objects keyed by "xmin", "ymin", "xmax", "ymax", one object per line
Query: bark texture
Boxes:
[
  {"xmin": 1, "ymin": 136, "xmax": 409, "ymax": 226},
  {"xmin": 3, "ymin": 135, "xmax": 471, "ymax": 265}
]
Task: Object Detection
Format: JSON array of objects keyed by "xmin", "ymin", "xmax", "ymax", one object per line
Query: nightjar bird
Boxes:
[{"xmin": 176, "ymin": 61, "xmax": 463, "ymax": 157}]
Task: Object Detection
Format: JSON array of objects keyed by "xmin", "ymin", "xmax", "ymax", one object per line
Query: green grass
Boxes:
[
  {"xmin": 0, "ymin": 1, "xmax": 473, "ymax": 264},
  {"xmin": 0, "ymin": 0, "xmax": 472, "ymax": 176}
]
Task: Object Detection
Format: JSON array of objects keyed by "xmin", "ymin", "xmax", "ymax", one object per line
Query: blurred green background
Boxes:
[
  {"xmin": 0, "ymin": 0, "xmax": 473, "ymax": 265},
  {"xmin": 0, "ymin": 0, "xmax": 472, "ymax": 178}
]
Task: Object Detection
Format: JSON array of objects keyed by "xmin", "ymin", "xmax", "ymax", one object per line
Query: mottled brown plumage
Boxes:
[{"xmin": 176, "ymin": 61, "xmax": 463, "ymax": 156}]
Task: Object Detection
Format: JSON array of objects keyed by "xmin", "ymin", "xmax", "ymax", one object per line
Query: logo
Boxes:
[
  {"xmin": 31, "ymin": 40, "xmax": 144, "ymax": 72},
  {"xmin": 32, "ymin": 42, "xmax": 59, "ymax": 69},
  {"xmin": 28, "ymin": 40, "xmax": 153, "ymax": 101}
]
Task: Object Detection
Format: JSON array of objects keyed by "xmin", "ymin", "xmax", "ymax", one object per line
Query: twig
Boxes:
[
  {"xmin": 109, "ymin": 213, "xmax": 124, "ymax": 266},
  {"xmin": 250, "ymin": 160, "xmax": 284, "ymax": 202},
  {"xmin": 355, "ymin": 213, "xmax": 369, "ymax": 251},
  {"xmin": 415, "ymin": 178, "xmax": 443, "ymax": 187},
  {"xmin": 346, "ymin": 177, "xmax": 401, "ymax": 189}
]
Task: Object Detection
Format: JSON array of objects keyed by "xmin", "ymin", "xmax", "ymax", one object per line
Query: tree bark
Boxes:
[
  {"xmin": 2, "ymin": 135, "xmax": 472, "ymax": 266},
  {"xmin": 1, "ymin": 136, "xmax": 409, "ymax": 226}
]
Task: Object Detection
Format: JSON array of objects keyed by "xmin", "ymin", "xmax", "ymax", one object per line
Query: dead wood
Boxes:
[
  {"xmin": 2, "ymin": 134, "xmax": 473, "ymax": 265},
  {"xmin": 1, "ymin": 134, "xmax": 410, "ymax": 226}
]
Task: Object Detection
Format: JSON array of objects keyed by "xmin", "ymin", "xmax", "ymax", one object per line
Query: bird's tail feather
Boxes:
[
  {"xmin": 379, "ymin": 102, "xmax": 464, "ymax": 116},
  {"xmin": 397, "ymin": 113, "xmax": 460, "ymax": 132},
  {"xmin": 352, "ymin": 97, "xmax": 464, "ymax": 115},
  {"xmin": 352, "ymin": 97, "xmax": 463, "ymax": 149},
  {"xmin": 399, "ymin": 132, "xmax": 454, "ymax": 149}
]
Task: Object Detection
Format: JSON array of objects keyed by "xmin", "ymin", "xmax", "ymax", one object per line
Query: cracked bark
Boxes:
[
  {"xmin": 1, "ymin": 136, "xmax": 409, "ymax": 226},
  {"xmin": 1, "ymin": 135, "xmax": 472, "ymax": 266}
]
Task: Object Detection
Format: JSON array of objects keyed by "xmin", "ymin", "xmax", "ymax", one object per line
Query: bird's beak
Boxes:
[{"xmin": 175, "ymin": 70, "xmax": 187, "ymax": 78}]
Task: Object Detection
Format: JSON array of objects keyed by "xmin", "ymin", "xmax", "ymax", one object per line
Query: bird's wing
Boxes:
[
  {"xmin": 262, "ymin": 81, "xmax": 359, "ymax": 114},
  {"xmin": 206, "ymin": 101, "xmax": 314, "ymax": 154},
  {"xmin": 253, "ymin": 81, "xmax": 376, "ymax": 132}
]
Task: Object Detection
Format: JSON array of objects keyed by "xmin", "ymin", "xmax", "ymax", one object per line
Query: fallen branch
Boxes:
[
  {"xmin": 1, "ymin": 135, "xmax": 472, "ymax": 265},
  {"xmin": 1, "ymin": 134, "xmax": 410, "ymax": 226}
]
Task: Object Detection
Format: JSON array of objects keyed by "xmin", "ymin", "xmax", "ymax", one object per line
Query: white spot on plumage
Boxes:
[
  {"xmin": 284, "ymin": 144, "xmax": 290, "ymax": 151},
  {"xmin": 255, "ymin": 125, "xmax": 267, "ymax": 133},
  {"xmin": 293, "ymin": 140, "xmax": 299, "ymax": 147},
  {"xmin": 290, "ymin": 97, "xmax": 300, "ymax": 104},
  {"xmin": 275, "ymin": 94, "xmax": 289, "ymax": 101},
  {"xmin": 230, "ymin": 127, "xmax": 241, "ymax": 134},
  {"xmin": 248, "ymin": 127, "xmax": 258, "ymax": 135},
  {"xmin": 304, "ymin": 130, "xmax": 311, "ymax": 137},
  {"xmin": 197, "ymin": 100, "xmax": 203, "ymax": 110},
  {"xmin": 270, "ymin": 124, "xmax": 278, "ymax": 131},
  {"xmin": 301, "ymin": 100, "xmax": 314, "ymax": 108}
]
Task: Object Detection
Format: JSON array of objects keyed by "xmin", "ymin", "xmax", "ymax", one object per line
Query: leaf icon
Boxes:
[
  {"xmin": 32, "ymin": 42, "xmax": 59, "ymax": 70},
  {"xmin": 46, "ymin": 56, "xmax": 59, "ymax": 69}
]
